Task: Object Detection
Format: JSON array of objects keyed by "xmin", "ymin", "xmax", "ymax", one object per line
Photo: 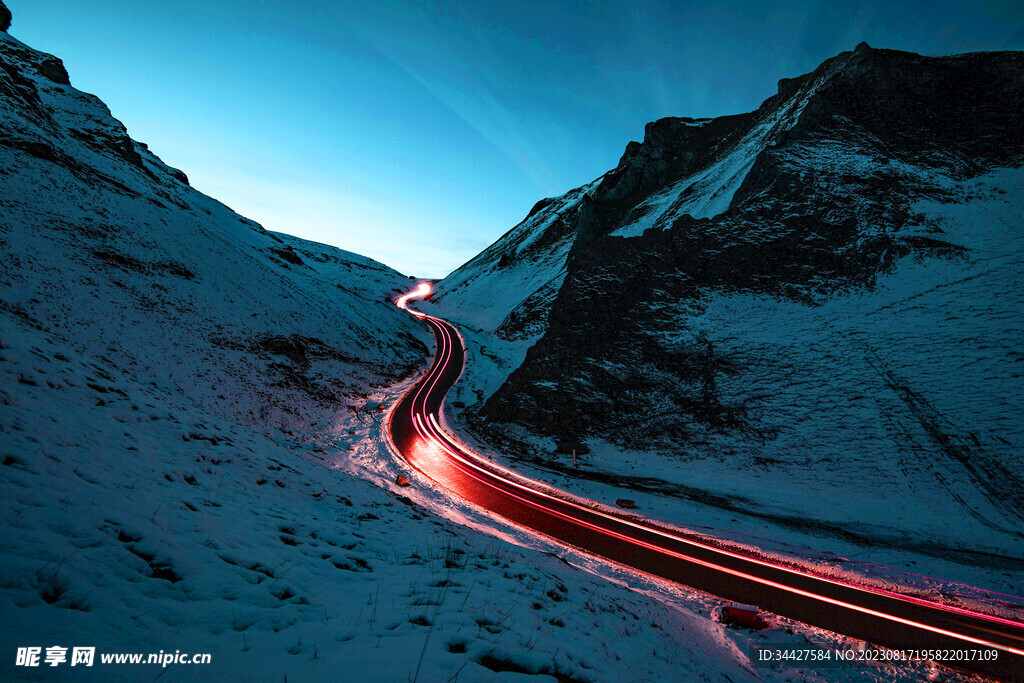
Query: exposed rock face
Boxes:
[
  {"xmin": 37, "ymin": 57, "xmax": 70, "ymax": 85},
  {"xmin": 0, "ymin": 2, "xmax": 11, "ymax": 34},
  {"xmin": 477, "ymin": 45, "xmax": 1023, "ymax": 440},
  {"xmin": 440, "ymin": 46, "xmax": 1023, "ymax": 350},
  {"xmin": 0, "ymin": 31, "xmax": 166, "ymax": 182}
]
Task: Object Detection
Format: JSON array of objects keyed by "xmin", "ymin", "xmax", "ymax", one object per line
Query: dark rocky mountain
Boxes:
[
  {"xmin": 491, "ymin": 42, "xmax": 1023, "ymax": 435},
  {"xmin": 431, "ymin": 44, "xmax": 1024, "ymax": 552}
]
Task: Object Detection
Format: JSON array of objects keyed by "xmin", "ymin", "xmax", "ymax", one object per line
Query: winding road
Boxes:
[{"xmin": 388, "ymin": 283, "xmax": 1024, "ymax": 680}]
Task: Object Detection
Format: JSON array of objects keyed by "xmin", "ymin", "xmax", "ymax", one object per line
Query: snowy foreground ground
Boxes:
[{"xmin": 1, "ymin": 324, "xmax": 960, "ymax": 683}]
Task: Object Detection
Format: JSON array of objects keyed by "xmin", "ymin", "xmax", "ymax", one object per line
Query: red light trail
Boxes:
[{"xmin": 390, "ymin": 284, "xmax": 1024, "ymax": 680}]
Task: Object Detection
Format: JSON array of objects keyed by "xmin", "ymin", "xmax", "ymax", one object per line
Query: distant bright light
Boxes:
[{"xmin": 395, "ymin": 282, "xmax": 432, "ymax": 311}]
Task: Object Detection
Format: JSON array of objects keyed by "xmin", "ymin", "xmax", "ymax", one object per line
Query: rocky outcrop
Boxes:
[
  {"xmin": 37, "ymin": 57, "xmax": 69, "ymax": 85},
  {"xmin": 576, "ymin": 113, "xmax": 752, "ymax": 244},
  {"xmin": 0, "ymin": 2, "xmax": 11, "ymax": 34},
  {"xmin": 0, "ymin": 27, "xmax": 193, "ymax": 190}
]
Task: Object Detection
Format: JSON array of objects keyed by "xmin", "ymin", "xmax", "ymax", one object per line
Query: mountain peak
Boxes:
[{"xmin": 0, "ymin": 1, "xmax": 11, "ymax": 33}]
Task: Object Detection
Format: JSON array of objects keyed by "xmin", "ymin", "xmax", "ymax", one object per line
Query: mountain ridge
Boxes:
[{"xmin": 428, "ymin": 42, "xmax": 1024, "ymax": 572}]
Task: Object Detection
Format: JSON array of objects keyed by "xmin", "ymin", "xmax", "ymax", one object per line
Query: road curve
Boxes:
[{"xmin": 388, "ymin": 284, "xmax": 1024, "ymax": 680}]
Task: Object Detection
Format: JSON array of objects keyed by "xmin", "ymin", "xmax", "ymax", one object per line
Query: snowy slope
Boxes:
[
  {"xmin": 6, "ymin": 326, "xmax": 813, "ymax": 683},
  {"xmin": 0, "ymin": 23, "xmax": 432, "ymax": 431},
  {"xmin": 431, "ymin": 181, "xmax": 599, "ymax": 340}
]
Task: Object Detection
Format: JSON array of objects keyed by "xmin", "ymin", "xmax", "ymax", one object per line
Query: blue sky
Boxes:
[{"xmin": 10, "ymin": 0, "xmax": 1024, "ymax": 277}]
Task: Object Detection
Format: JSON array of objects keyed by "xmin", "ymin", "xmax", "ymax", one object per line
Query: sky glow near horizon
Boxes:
[{"xmin": 10, "ymin": 0, "xmax": 1024, "ymax": 277}]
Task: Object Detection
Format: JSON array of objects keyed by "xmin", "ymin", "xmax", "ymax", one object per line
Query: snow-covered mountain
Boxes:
[
  {"xmin": 430, "ymin": 44, "xmax": 1024, "ymax": 596},
  {"xmin": 3, "ymin": 6, "xmax": 873, "ymax": 681}
]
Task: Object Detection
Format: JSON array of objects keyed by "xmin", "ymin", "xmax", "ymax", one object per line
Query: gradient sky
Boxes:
[{"xmin": 10, "ymin": 0, "xmax": 1024, "ymax": 277}]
